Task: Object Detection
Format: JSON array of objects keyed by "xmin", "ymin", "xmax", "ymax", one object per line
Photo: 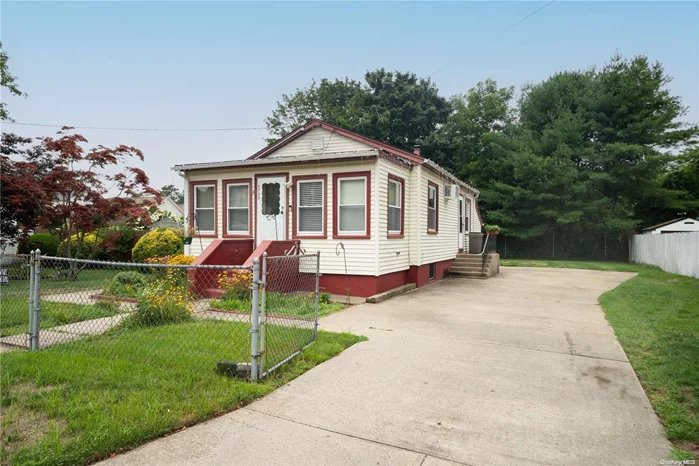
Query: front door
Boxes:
[
  {"xmin": 256, "ymin": 176, "xmax": 286, "ymax": 242},
  {"xmin": 458, "ymin": 196, "xmax": 465, "ymax": 250}
]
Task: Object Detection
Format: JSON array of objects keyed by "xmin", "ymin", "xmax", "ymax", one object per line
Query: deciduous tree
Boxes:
[
  {"xmin": 266, "ymin": 69, "xmax": 450, "ymax": 151},
  {"xmin": 1, "ymin": 129, "xmax": 160, "ymax": 277},
  {"xmin": 0, "ymin": 42, "xmax": 26, "ymax": 122}
]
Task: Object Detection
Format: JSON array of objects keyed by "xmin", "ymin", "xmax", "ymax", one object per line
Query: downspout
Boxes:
[{"xmin": 177, "ymin": 170, "xmax": 191, "ymax": 256}]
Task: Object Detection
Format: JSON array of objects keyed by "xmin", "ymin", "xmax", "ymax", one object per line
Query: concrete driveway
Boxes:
[{"xmin": 101, "ymin": 266, "xmax": 669, "ymax": 466}]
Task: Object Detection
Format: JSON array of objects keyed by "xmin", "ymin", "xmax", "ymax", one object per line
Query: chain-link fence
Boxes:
[
  {"xmin": 260, "ymin": 252, "xmax": 319, "ymax": 378},
  {"xmin": 0, "ymin": 251, "xmax": 320, "ymax": 382}
]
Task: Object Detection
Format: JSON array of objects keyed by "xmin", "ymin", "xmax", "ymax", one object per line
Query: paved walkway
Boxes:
[{"xmin": 100, "ymin": 267, "xmax": 670, "ymax": 466}]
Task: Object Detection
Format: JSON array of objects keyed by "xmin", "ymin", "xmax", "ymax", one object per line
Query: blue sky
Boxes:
[{"xmin": 2, "ymin": 1, "xmax": 698, "ymax": 189}]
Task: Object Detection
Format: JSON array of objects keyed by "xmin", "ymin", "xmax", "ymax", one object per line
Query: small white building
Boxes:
[
  {"xmin": 172, "ymin": 120, "xmax": 484, "ymax": 297},
  {"xmin": 642, "ymin": 217, "xmax": 699, "ymax": 235}
]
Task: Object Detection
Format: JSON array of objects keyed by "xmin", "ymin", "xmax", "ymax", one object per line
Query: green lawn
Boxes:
[
  {"xmin": 0, "ymin": 300, "xmax": 118, "ymax": 337},
  {"xmin": 502, "ymin": 259, "xmax": 699, "ymax": 459},
  {"xmin": 1, "ymin": 268, "xmax": 121, "ymax": 338},
  {"xmin": 1, "ymin": 321, "xmax": 366, "ymax": 466}
]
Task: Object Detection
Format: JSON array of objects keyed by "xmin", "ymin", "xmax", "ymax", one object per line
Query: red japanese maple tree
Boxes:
[{"xmin": 1, "ymin": 128, "xmax": 161, "ymax": 277}]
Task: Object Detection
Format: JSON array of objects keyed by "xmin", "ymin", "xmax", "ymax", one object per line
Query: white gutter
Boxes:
[
  {"xmin": 171, "ymin": 149, "xmax": 380, "ymax": 172},
  {"xmin": 422, "ymin": 158, "xmax": 480, "ymax": 195}
]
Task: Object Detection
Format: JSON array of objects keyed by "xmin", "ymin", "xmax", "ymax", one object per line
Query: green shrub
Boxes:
[
  {"xmin": 129, "ymin": 278, "xmax": 192, "ymax": 326},
  {"xmin": 58, "ymin": 233, "xmax": 101, "ymax": 259},
  {"xmin": 103, "ymin": 271, "xmax": 146, "ymax": 298},
  {"xmin": 319, "ymin": 292, "xmax": 332, "ymax": 304},
  {"xmin": 113, "ymin": 271, "xmax": 146, "ymax": 285},
  {"xmin": 18, "ymin": 233, "xmax": 60, "ymax": 256},
  {"xmin": 131, "ymin": 229, "xmax": 183, "ymax": 263}
]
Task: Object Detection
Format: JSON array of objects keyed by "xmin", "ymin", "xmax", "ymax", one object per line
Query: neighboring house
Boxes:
[
  {"xmin": 172, "ymin": 119, "xmax": 483, "ymax": 297},
  {"xmin": 134, "ymin": 195, "xmax": 185, "ymax": 224},
  {"xmin": 642, "ymin": 217, "xmax": 699, "ymax": 234}
]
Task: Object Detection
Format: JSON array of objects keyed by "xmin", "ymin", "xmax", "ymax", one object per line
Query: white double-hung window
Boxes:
[
  {"xmin": 388, "ymin": 178, "xmax": 402, "ymax": 235},
  {"xmin": 194, "ymin": 184, "xmax": 216, "ymax": 234},
  {"xmin": 427, "ymin": 183, "xmax": 438, "ymax": 233},
  {"xmin": 226, "ymin": 183, "xmax": 249, "ymax": 234},
  {"xmin": 297, "ymin": 179, "xmax": 324, "ymax": 235},
  {"xmin": 338, "ymin": 176, "xmax": 367, "ymax": 235}
]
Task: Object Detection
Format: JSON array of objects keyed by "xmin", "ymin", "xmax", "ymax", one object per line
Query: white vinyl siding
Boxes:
[
  {"xmin": 378, "ymin": 159, "xmax": 411, "ymax": 275},
  {"xmin": 194, "ymin": 185, "xmax": 215, "ymax": 234},
  {"xmin": 388, "ymin": 179, "xmax": 402, "ymax": 234},
  {"xmin": 297, "ymin": 179, "xmax": 324, "ymax": 234},
  {"xmin": 414, "ymin": 166, "xmax": 465, "ymax": 266},
  {"xmin": 338, "ymin": 177, "xmax": 367, "ymax": 235},
  {"xmin": 227, "ymin": 183, "xmax": 249, "ymax": 234},
  {"xmin": 267, "ymin": 127, "xmax": 373, "ymax": 158}
]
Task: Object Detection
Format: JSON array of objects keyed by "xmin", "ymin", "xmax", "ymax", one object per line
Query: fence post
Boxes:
[
  {"xmin": 250, "ymin": 257, "xmax": 260, "ymax": 383},
  {"xmin": 259, "ymin": 252, "xmax": 267, "ymax": 380},
  {"xmin": 31, "ymin": 249, "xmax": 42, "ymax": 351},
  {"xmin": 314, "ymin": 251, "xmax": 320, "ymax": 340},
  {"xmin": 28, "ymin": 250, "xmax": 36, "ymax": 350}
]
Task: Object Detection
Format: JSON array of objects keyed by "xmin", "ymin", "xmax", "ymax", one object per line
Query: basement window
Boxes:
[{"xmin": 429, "ymin": 263, "xmax": 436, "ymax": 281}]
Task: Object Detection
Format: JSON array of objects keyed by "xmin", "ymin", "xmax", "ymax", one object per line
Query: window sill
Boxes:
[
  {"xmin": 427, "ymin": 230, "xmax": 439, "ymax": 235},
  {"xmin": 223, "ymin": 233, "xmax": 252, "ymax": 239},
  {"xmin": 194, "ymin": 234, "xmax": 218, "ymax": 239},
  {"xmin": 333, "ymin": 234, "xmax": 371, "ymax": 240},
  {"xmin": 292, "ymin": 235, "xmax": 327, "ymax": 240},
  {"xmin": 387, "ymin": 234, "xmax": 404, "ymax": 239}
]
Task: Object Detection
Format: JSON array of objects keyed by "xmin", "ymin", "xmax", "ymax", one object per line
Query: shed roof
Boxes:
[{"xmin": 642, "ymin": 217, "xmax": 695, "ymax": 231}]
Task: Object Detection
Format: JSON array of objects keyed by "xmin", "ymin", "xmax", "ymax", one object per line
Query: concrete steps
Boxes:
[{"xmin": 450, "ymin": 254, "xmax": 491, "ymax": 278}]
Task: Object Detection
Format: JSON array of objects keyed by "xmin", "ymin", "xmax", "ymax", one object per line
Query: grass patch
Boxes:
[
  {"xmin": 0, "ymin": 300, "xmax": 119, "ymax": 337},
  {"xmin": 502, "ymin": 259, "xmax": 699, "ymax": 458},
  {"xmin": 210, "ymin": 293, "xmax": 348, "ymax": 318},
  {"xmin": 1, "ymin": 268, "xmax": 122, "ymax": 337},
  {"xmin": 0, "ymin": 321, "xmax": 366, "ymax": 465}
]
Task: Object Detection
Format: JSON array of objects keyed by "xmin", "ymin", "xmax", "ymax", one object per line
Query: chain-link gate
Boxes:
[{"xmin": 0, "ymin": 251, "xmax": 320, "ymax": 382}]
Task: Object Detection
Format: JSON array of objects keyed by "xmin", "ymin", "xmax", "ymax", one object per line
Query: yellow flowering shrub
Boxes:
[
  {"xmin": 133, "ymin": 277, "xmax": 193, "ymax": 326},
  {"xmin": 58, "ymin": 233, "xmax": 100, "ymax": 259},
  {"xmin": 167, "ymin": 254, "xmax": 196, "ymax": 266},
  {"xmin": 132, "ymin": 228, "xmax": 183, "ymax": 263},
  {"xmin": 217, "ymin": 269, "xmax": 253, "ymax": 301}
]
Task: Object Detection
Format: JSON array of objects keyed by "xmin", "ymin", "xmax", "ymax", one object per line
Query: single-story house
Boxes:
[
  {"xmin": 642, "ymin": 217, "xmax": 699, "ymax": 234},
  {"xmin": 172, "ymin": 119, "xmax": 484, "ymax": 298}
]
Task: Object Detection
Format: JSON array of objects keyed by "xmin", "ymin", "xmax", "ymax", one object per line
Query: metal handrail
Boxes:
[
  {"xmin": 480, "ymin": 233, "xmax": 490, "ymax": 256},
  {"xmin": 481, "ymin": 233, "xmax": 490, "ymax": 275}
]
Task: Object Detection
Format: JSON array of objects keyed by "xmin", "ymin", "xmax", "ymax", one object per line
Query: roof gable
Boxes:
[
  {"xmin": 262, "ymin": 127, "xmax": 373, "ymax": 159},
  {"xmin": 247, "ymin": 119, "xmax": 424, "ymax": 164},
  {"xmin": 643, "ymin": 217, "xmax": 696, "ymax": 231}
]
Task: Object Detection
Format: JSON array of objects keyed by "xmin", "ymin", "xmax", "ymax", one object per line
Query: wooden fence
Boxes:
[{"xmin": 630, "ymin": 232, "xmax": 699, "ymax": 279}]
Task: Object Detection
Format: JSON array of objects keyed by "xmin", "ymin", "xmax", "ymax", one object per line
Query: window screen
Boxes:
[{"xmin": 298, "ymin": 180, "xmax": 323, "ymax": 233}]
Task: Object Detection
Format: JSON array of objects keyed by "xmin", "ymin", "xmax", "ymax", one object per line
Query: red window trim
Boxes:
[
  {"xmin": 253, "ymin": 172, "xmax": 290, "ymax": 246},
  {"xmin": 387, "ymin": 174, "xmax": 405, "ymax": 239},
  {"xmin": 189, "ymin": 180, "xmax": 218, "ymax": 238},
  {"xmin": 292, "ymin": 174, "xmax": 328, "ymax": 240},
  {"xmin": 222, "ymin": 178, "xmax": 252, "ymax": 238},
  {"xmin": 332, "ymin": 171, "xmax": 372, "ymax": 240},
  {"xmin": 427, "ymin": 181, "xmax": 439, "ymax": 235}
]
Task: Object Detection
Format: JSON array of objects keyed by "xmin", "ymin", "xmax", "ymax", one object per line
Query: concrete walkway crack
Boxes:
[{"xmin": 243, "ymin": 407, "xmax": 478, "ymax": 466}]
